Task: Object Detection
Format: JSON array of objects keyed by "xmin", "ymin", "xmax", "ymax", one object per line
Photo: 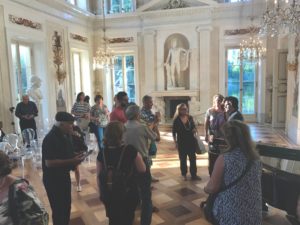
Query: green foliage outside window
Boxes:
[{"xmin": 227, "ymin": 49, "xmax": 256, "ymax": 114}]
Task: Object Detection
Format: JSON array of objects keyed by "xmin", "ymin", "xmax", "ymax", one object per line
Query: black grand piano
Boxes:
[{"xmin": 256, "ymin": 143, "xmax": 300, "ymax": 225}]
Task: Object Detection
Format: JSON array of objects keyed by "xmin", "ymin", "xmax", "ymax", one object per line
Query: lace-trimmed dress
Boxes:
[{"xmin": 213, "ymin": 148, "xmax": 262, "ymax": 225}]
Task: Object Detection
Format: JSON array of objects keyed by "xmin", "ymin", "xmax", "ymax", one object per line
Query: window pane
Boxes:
[
  {"xmin": 111, "ymin": 0, "xmax": 120, "ymax": 13},
  {"xmin": 11, "ymin": 44, "xmax": 21, "ymax": 101},
  {"xmin": 242, "ymin": 62, "xmax": 255, "ymax": 114},
  {"xmin": 125, "ymin": 55, "xmax": 135, "ymax": 103},
  {"xmin": 122, "ymin": 0, "xmax": 132, "ymax": 12},
  {"xmin": 19, "ymin": 45, "xmax": 32, "ymax": 96},
  {"xmin": 227, "ymin": 49, "xmax": 240, "ymax": 100},
  {"xmin": 113, "ymin": 56, "xmax": 123, "ymax": 94},
  {"xmin": 77, "ymin": 0, "xmax": 87, "ymax": 10},
  {"xmin": 68, "ymin": 0, "xmax": 76, "ymax": 5},
  {"xmin": 73, "ymin": 53, "xmax": 81, "ymax": 95}
]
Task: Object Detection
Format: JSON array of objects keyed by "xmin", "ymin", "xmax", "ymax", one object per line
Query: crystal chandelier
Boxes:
[
  {"xmin": 239, "ymin": 10, "xmax": 267, "ymax": 63},
  {"xmin": 261, "ymin": 0, "xmax": 300, "ymax": 37},
  {"xmin": 93, "ymin": 0, "xmax": 115, "ymax": 69}
]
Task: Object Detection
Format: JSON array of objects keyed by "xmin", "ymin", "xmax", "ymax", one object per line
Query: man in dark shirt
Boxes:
[
  {"xmin": 15, "ymin": 95, "xmax": 38, "ymax": 139},
  {"xmin": 224, "ymin": 96, "xmax": 244, "ymax": 121},
  {"xmin": 42, "ymin": 112, "xmax": 85, "ymax": 225}
]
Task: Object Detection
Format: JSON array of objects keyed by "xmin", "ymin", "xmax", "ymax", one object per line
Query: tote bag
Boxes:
[{"xmin": 194, "ymin": 134, "xmax": 206, "ymax": 154}]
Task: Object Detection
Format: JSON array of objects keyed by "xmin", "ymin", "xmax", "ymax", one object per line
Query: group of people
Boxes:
[
  {"xmin": 203, "ymin": 94, "xmax": 262, "ymax": 225},
  {"xmin": 41, "ymin": 91, "xmax": 163, "ymax": 225},
  {"xmin": 0, "ymin": 92, "xmax": 265, "ymax": 225}
]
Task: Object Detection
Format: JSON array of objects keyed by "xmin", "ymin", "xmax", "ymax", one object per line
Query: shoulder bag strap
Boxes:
[
  {"xmin": 116, "ymin": 145, "xmax": 126, "ymax": 170},
  {"xmin": 102, "ymin": 149, "xmax": 107, "ymax": 170},
  {"xmin": 219, "ymin": 160, "xmax": 252, "ymax": 193},
  {"xmin": 102, "ymin": 146, "xmax": 126, "ymax": 171}
]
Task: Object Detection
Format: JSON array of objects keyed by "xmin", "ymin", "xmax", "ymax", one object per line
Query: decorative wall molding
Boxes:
[
  {"xmin": 108, "ymin": 37, "xmax": 134, "ymax": 44},
  {"xmin": 70, "ymin": 33, "xmax": 88, "ymax": 43},
  {"xmin": 52, "ymin": 31, "xmax": 66, "ymax": 85},
  {"xmin": 224, "ymin": 27, "xmax": 260, "ymax": 36},
  {"xmin": 288, "ymin": 63, "xmax": 297, "ymax": 72},
  {"xmin": 143, "ymin": 30, "xmax": 157, "ymax": 36},
  {"xmin": 164, "ymin": 0, "xmax": 188, "ymax": 10},
  {"xmin": 9, "ymin": 14, "xmax": 42, "ymax": 30}
]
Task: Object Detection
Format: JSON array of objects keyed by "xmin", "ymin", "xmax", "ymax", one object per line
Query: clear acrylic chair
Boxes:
[
  {"xmin": 0, "ymin": 142, "xmax": 12, "ymax": 154},
  {"xmin": 3, "ymin": 133, "xmax": 27, "ymax": 178},
  {"xmin": 21, "ymin": 128, "xmax": 35, "ymax": 147},
  {"xmin": 3, "ymin": 134, "xmax": 19, "ymax": 150}
]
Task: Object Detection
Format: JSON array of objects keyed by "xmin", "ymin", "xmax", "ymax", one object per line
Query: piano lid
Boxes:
[{"xmin": 256, "ymin": 143, "xmax": 300, "ymax": 176}]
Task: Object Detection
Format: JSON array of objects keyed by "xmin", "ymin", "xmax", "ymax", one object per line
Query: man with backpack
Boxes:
[{"xmin": 124, "ymin": 105, "xmax": 158, "ymax": 225}]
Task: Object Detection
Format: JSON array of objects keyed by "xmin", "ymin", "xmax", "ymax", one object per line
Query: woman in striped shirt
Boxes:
[
  {"xmin": 71, "ymin": 92, "xmax": 91, "ymax": 131},
  {"xmin": 71, "ymin": 92, "xmax": 90, "ymax": 192}
]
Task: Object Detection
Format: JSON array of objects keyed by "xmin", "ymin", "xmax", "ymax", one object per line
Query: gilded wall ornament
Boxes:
[
  {"xmin": 70, "ymin": 33, "xmax": 88, "ymax": 43},
  {"xmin": 9, "ymin": 15, "xmax": 42, "ymax": 30},
  {"xmin": 164, "ymin": 0, "xmax": 187, "ymax": 9},
  {"xmin": 288, "ymin": 63, "xmax": 297, "ymax": 72},
  {"xmin": 224, "ymin": 27, "xmax": 260, "ymax": 36},
  {"xmin": 108, "ymin": 37, "xmax": 134, "ymax": 44},
  {"xmin": 52, "ymin": 31, "xmax": 66, "ymax": 84}
]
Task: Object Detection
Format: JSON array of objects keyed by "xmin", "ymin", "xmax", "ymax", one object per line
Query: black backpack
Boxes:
[{"xmin": 99, "ymin": 146, "xmax": 133, "ymax": 205}]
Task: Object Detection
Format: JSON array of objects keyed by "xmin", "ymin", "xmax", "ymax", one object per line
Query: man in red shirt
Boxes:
[{"xmin": 110, "ymin": 91, "xmax": 129, "ymax": 123}]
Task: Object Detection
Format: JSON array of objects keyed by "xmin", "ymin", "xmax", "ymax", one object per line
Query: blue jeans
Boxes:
[
  {"xmin": 138, "ymin": 160, "xmax": 152, "ymax": 225},
  {"xmin": 97, "ymin": 127, "xmax": 105, "ymax": 151}
]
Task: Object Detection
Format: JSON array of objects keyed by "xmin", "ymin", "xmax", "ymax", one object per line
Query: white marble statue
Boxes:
[
  {"xmin": 28, "ymin": 75, "xmax": 43, "ymax": 104},
  {"xmin": 27, "ymin": 75, "xmax": 43, "ymax": 135},
  {"xmin": 164, "ymin": 38, "xmax": 190, "ymax": 88}
]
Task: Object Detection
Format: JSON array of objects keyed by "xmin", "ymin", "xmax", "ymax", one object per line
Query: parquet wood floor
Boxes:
[{"xmin": 13, "ymin": 123, "xmax": 299, "ymax": 225}]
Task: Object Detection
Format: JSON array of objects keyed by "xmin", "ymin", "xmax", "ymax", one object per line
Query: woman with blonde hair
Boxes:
[
  {"xmin": 204, "ymin": 120, "xmax": 262, "ymax": 225},
  {"xmin": 172, "ymin": 103, "xmax": 201, "ymax": 180},
  {"xmin": 204, "ymin": 94, "xmax": 226, "ymax": 175}
]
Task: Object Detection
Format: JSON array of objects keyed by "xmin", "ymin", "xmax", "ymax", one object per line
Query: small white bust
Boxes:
[{"xmin": 28, "ymin": 75, "xmax": 43, "ymax": 104}]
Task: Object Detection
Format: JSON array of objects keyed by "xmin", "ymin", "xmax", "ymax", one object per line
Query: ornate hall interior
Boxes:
[{"xmin": 0, "ymin": 0, "xmax": 299, "ymax": 224}]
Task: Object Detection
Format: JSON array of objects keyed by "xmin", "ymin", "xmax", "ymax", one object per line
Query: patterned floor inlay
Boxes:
[
  {"xmin": 167, "ymin": 205, "xmax": 192, "ymax": 217},
  {"xmin": 11, "ymin": 123, "xmax": 299, "ymax": 225}
]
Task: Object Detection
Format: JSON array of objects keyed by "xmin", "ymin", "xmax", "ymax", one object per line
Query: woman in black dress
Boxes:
[{"xmin": 172, "ymin": 103, "xmax": 201, "ymax": 181}]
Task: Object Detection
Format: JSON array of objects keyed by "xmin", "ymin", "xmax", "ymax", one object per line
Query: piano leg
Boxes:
[{"xmin": 262, "ymin": 200, "xmax": 268, "ymax": 212}]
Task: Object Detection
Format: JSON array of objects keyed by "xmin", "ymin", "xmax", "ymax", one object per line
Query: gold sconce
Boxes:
[{"xmin": 52, "ymin": 31, "xmax": 66, "ymax": 84}]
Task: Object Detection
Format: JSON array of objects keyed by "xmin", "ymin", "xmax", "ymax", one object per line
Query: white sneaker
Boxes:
[{"xmin": 77, "ymin": 185, "xmax": 82, "ymax": 192}]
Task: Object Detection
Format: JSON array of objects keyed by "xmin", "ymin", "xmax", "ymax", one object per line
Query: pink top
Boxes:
[{"xmin": 109, "ymin": 107, "xmax": 127, "ymax": 124}]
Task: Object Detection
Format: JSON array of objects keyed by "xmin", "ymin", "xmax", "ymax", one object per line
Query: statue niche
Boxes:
[{"xmin": 164, "ymin": 34, "xmax": 190, "ymax": 90}]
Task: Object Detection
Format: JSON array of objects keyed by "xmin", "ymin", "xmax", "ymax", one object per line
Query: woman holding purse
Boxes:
[{"xmin": 172, "ymin": 103, "xmax": 201, "ymax": 181}]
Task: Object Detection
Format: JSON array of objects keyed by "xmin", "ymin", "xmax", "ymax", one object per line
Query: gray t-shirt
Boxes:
[{"xmin": 124, "ymin": 120, "xmax": 157, "ymax": 159}]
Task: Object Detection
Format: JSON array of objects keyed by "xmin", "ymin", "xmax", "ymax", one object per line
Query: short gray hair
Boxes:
[{"xmin": 125, "ymin": 105, "xmax": 140, "ymax": 120}]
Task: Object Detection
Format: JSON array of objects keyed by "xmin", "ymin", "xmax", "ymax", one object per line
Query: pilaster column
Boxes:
[
  {"xmin": 143, "ymin": 30, "xmax": 157, "ymax": 95},
  {"xmin": 0, "ymin": 6, "xmax": 13, "ymax": 132},
  {"xmin": 196, "ymin": 26, "xmax": 212, "ymax": 113}
]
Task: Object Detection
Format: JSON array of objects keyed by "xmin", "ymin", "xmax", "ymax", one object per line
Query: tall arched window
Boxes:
[
  {"xmin": 66, "ymin": 0, "xmax": 87, "ymax": 11},
  {"xmin": 106, "ymin": 0, "xmax": 134, "ymax": 14}
]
